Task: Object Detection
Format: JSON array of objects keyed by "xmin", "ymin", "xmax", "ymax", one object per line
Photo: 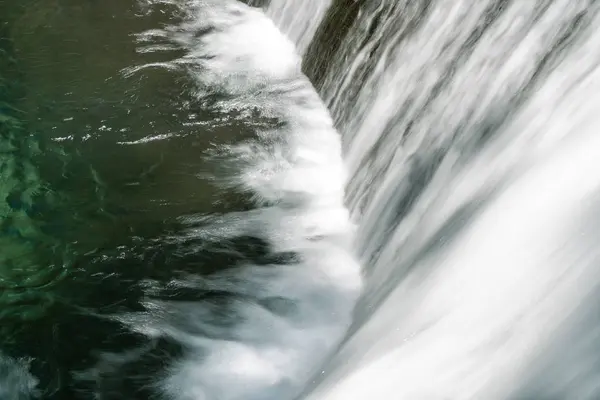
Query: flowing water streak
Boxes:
[
  {"xmin": 265, "ymin": 0, "xmax": 332, "ymax": 54},
  {"xmin": 294, "ymin": 0, "xmax": 600, "ymax": 398},
  {"xmin": 247, "ymin": 0, "xmax": 332, "ymax": 55},
  {"xmin": 115, "ymin": 1, "xmax": 361, "ymax": 399}
]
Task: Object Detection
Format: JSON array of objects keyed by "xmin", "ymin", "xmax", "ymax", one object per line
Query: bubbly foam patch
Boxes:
[
  {"xmin": 0, "ymin": 353, "xmax": 38, "ymax": 400},
  {"xmin": 91, "ymin": 1, "xmax": 362, "ymax": 399}
]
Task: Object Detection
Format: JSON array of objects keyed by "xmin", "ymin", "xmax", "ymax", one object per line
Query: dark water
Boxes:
[{"xmin": 0, "ymin": 1, "xmax": 267, "ymax": 397}]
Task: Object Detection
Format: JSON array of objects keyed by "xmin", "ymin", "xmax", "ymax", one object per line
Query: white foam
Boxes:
[
  {"xmin": 0, "ymin": 353, "xmax": 38, "ymax": 400},
  {"xmin": 261, "ymin": 0, "xmax": 332, "ymax": 54},
  {"xmin": 119, "ymin": 1, "xmax": 362, "ymax": 399}
]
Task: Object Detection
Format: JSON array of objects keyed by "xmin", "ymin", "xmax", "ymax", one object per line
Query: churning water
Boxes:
[{"xmin": 2, "ymin": 0, "xmax": 600, "ymax": 399}]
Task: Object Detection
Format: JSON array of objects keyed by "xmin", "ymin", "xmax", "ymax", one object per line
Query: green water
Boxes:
[{"xmin": 0, "ymin": 1, "xmax": 257, "ymax": 397}]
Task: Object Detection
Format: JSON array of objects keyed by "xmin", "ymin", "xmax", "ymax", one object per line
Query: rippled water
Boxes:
[
  {"xmin": 1, "ymin": 1, "xmax": 358, "ymax": 399},
  {"xmin": 1, "ymin": 1, "xmax": 229, "ymax": 397}
]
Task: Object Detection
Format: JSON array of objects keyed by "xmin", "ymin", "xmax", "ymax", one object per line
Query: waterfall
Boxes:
[
  {"xmin": 246, "ymin": 0, "xmax": 333, "ymax": 54},
  {"xmin": 296, "ymin": 0, "xmax": 600, "ymax": 398},
  {"xmin": 312, "ymin": 0, "xmax": 600, "ymax": 307},
  {"xmin": 3, "ymin": 0, "xmax": 600, "ymax": 398}
]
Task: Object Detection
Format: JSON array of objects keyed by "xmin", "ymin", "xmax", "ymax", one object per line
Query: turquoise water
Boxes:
[{"xmin": 0, "ymin": 1, "xmax": 266, "ymax": 397}]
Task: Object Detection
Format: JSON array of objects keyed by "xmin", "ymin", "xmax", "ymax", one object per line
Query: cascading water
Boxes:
[
  {"xmin": 302, "ymin": 0, "xmax": 600, "ymax": 398},
  {"xmin": 245, "ymin": 0, "xmax": 331, "ymax": 55},
  {"xmin": 2, "ymin": 0, "xmax": 600, "ymax": 399}
]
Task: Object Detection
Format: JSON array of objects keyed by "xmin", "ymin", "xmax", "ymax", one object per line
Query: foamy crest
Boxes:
[{"xmin": 113, "ymin": 1, "xmax": 361, "ymax": 399}]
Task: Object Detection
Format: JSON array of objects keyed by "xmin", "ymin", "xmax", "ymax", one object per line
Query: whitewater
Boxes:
[
  {"xmin": 113, "ymin": 1, "xmax": 361, "ymax": 399},
  {"xmin": 301, "ymin": 0, "xmax": 600, "ymax": 399},
  {"xmin": 3, "ymin": 0, "xmax": 600, "ymax": 399}
]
